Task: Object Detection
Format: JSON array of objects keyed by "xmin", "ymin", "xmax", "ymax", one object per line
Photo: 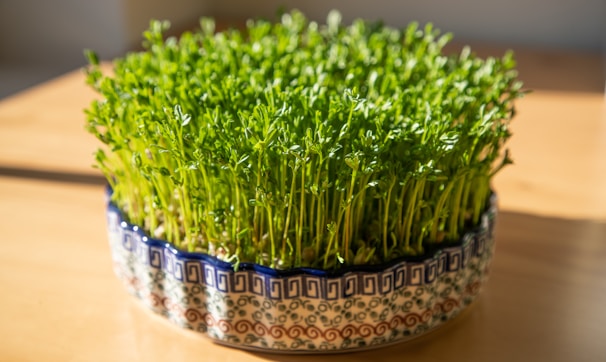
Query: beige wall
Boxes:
[
  {"xmin": 0, "ymin": 0, "xmax": 125, "ymax": 65},
  {"xmin": 0, "ymin": 0, "xmax": 603, "ymax": 75},
  {"xmin": 210, "ymin": 0, "xmax": 606, "ymax": 52},
  {"xmin": 0, "ymin": 0, "xmax": 210, "ymax": 67},
  {"xmin": 122, "ymin": 0, "xmax": 210, "ymax": 51}
]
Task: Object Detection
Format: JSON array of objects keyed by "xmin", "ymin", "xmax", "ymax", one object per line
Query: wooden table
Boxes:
[{"xmin": 1, "ymin": 45, "xmax": 605, "ymax": 361}]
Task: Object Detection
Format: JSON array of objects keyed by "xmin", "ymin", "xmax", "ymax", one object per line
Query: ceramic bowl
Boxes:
[{"xmin": 106, "ymin": 195, "xmax": 497, "ymax": 353}]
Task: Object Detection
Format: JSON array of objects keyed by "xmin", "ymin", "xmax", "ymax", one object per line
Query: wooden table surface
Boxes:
[{"xmin": 0, "ymin": 44, "xmax": 605, "ymax": 361}]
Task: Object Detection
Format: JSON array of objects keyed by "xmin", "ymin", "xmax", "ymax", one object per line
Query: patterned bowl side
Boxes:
[{"xmin": 107, "ymin": 198, "xmax": 497, "ymax": 353}]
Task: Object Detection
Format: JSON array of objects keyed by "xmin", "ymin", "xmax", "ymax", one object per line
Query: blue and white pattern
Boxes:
[
  {"xmin": 108, "ymin": 202, "xmax": 495, "ymax": 301},
  {"xmin": 107, "ymin": 197, "xmax": 497, "ymax": 353}
]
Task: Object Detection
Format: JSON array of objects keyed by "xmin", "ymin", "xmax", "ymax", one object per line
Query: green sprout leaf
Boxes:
[{"xmin": 84, "ymin": 10, "xmax": 524, "ymax": 270}]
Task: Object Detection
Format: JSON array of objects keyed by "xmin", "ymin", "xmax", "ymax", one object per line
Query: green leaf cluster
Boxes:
[{"xmin": 85, "ymin": 10, "xmax": 523, "ymax": 270}]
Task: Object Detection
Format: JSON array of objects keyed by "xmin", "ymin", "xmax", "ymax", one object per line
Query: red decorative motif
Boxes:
[
  {"xmin": 147, "ymin": 293, "xmax": 163, "ymax": 307},
  {"xmin": 434, "ymin": 298, "xmax": 459, "ymax": 314},
  {"xmin": 177, "ymin": 298, "xmax": 462, "ymax": 341},
  {"xmin": 465, "ymin": 281, "xmax": 482, "ymax": 296}
]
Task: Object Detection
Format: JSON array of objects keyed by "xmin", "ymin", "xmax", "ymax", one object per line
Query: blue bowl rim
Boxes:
[{"xmin": 107, "ymin": 187, "xmax": 495, "ymax": 278}]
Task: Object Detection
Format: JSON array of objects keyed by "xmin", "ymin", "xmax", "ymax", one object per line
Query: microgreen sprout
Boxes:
[{"xmin": 85, "ymin": 10, "xmax": 523, "ymax": 270}]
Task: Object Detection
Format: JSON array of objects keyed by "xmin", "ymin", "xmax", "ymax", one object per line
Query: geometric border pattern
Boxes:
[{"xmin": 107, "ymin": 197, "xmax": 496, "ymax": 301}]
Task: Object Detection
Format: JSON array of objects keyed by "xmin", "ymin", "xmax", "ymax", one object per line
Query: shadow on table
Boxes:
[{"xmin": 0, "ymin": 165, "xmax": 106, "ymax": 186}]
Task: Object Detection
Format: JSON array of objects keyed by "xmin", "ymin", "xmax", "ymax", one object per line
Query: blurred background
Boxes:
[{"xmin": 0, "ymin": 0, "xmax": 605, "ymax": 99}]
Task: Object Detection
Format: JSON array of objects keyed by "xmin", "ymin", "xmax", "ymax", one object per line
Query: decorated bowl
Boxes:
[{"xmin": 106, "ymin": 195, "xmax": 497, "ymax": 353}]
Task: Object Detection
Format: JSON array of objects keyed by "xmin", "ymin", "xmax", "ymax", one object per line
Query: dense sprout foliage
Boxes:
[{"xmin": 85, "ymin": 10, "xmax": 523, "ymax": 270}]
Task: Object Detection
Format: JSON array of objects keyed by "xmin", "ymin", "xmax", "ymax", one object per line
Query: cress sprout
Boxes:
[{"xmin": 85, "ymin": 10, "xmax": 523, "ymax": 270}]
